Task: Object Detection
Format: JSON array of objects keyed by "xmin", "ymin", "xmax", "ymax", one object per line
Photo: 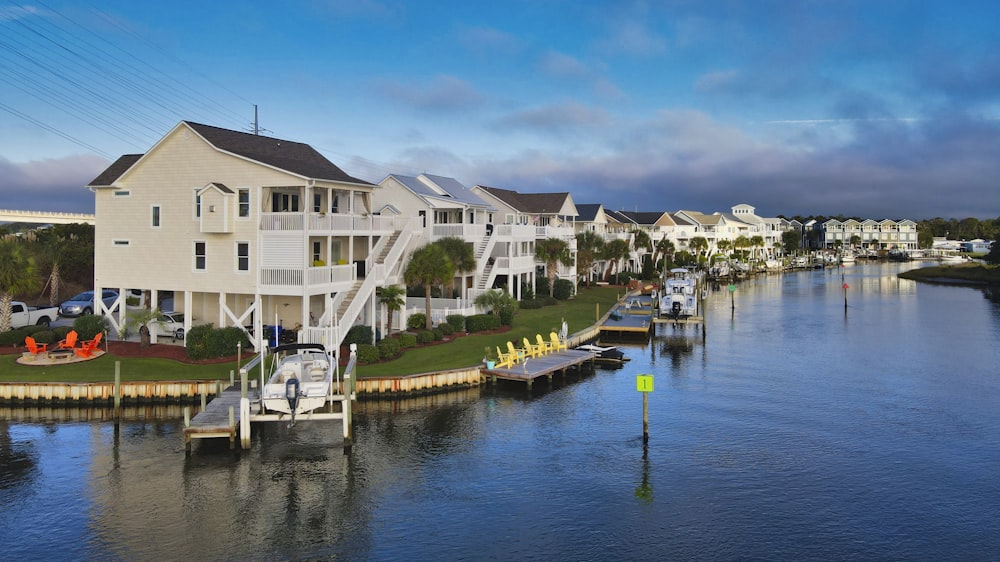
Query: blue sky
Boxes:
[{"xmin": 3, "ymin": 0, "xmax": 1000, "ymax": 220}]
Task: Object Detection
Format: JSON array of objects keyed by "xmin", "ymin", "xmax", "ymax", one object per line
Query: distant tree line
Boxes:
[{"xmin": 782, "ymin": 215, "xmax": 1000, "ymax": 248}]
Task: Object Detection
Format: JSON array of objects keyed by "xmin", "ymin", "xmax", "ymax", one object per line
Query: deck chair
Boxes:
[
  {"xmin": 74, "ymin": 332, "xmax": 103, "ymax": 358},
  {"xmin": 495, "ymin": 345, "xmax": 516, "ymax": 369},
  {"xmin": 57, "ymin": 330, "xmax": 78, "ymax": 350},
  {"xmin": 536, "ymin": 333, "xmax": 554, "ymax": 354},
  {"xmin": 24, "ymin": 336, "xmax": 48, "ymax": 354},
  {"xmin": 522, "ymin": 337, "xmax": 542, "ymax": 358},
  {"xmin": 507, "ymin": 341, "xmax": 525, "ymax": 363},
  {"xmin": 549, "ymin": 331, "xmax": 568, "ymax": 352}
]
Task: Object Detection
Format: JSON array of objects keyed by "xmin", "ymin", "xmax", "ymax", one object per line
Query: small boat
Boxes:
[
  {"xmin": 576, "ymin": 344, "xmax": 629, "ymax": 363},
  {"xmin": 261, "ymin": 343, "xmax": 334, "ymax": 424},
  {"xmin": 658, "ymin": 267, "xmax": 698, "ymax": 319}
]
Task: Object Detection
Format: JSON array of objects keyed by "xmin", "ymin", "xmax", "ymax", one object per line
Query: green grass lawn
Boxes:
[
  {"xmin": 1, "ymin": 352, "xmax": 249, "ymax": 383},
  {"xmin": 2, "ymin": 286, "xmax": 625, "ymax": 383},
  {"xmin": 898, "ymin": 262, "xmax": 1000, "ymax": 284}
]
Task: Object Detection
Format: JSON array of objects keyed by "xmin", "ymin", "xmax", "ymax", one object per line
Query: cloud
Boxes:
[
  {"xmin": 373, "ymin": 75, "xmax": 485, "ymax": 112},
  {"xmin": 596, "ymin": 19, "xmax": 668, "ymax": 57},
  {"xmin": 538, "ymin": 51, "xmax": 590, "ymax": 80},
  {"xmin": 494, "ymin": 102, "xmax": 614, "ymax": 134},
  {"xmin": 456, "ymin": 109, "xmax": 1000, "ymax": 220},
  {"xmin": 456, "ymin": 25, "xmax": 523, "ymax": 55},
  {"xmin": 0, "ymin": 154, "xmax": 108, "ymax": 214}
]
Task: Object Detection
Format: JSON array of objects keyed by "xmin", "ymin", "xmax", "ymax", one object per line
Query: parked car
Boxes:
[
  {"xmin": 59, "ymin": 290, "xmax": 119, "ymax": 318},
  {"xmin": 158, "ymin": 311, "xmax": 186, "ymax": 341},
  {"xmin": 9, "ymin": 301, "xmax": 59, "ymax": 329}
]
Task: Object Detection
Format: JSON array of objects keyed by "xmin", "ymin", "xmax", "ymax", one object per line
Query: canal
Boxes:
[{"xmin": 2, "ymin": 262, "xmax": 999, "ymax": 560}]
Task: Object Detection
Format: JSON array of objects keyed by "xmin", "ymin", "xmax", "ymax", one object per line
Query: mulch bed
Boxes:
[{"xmin": 2, "ymin": 340, "xmax": 243, "ymax": 365}]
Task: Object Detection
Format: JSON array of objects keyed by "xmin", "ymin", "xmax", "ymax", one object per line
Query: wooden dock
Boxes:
[
  {"xmin": 182, "ymin": 385, "xmax": 243, "ymax": 450},
  {"xmin": 482, "ymin": 349, "xmax": 595, "ymax": 389}
]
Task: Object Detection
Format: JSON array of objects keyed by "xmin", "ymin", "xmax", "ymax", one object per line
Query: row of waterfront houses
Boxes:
[{"xmin": 87, "ymin": 121, "xmax": 917, "ymax": 351}]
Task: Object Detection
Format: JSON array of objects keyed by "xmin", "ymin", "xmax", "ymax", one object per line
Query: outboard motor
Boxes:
[
  {"xmin": 285, "ymin": 376, "xmax": 300, "ymax": 426},
  {"xmin": 671, "ymin": 301, "xmax": 682, "ymax": 317}
]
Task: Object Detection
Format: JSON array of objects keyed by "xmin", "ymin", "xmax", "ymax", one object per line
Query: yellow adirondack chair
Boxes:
[
  {"xmin": 496, "ymin": 345, "xmax": 516, "ymax": 369},
  {"xmin": 522, "ymin": 337, "xmax": 541, "ymax": 358},
  {"xmin": 536, "ymin": 333, "xmax": 553, "ymax": 353},
  {"xmin": 507, "ymin": 340, "xmax": 526, "ymax": 363},
  {"xmin": 549, "ymin": 331, "xmax": 568, "ymax": 352}
]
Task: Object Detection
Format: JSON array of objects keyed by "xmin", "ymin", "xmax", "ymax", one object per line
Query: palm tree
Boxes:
[
  {"xmin": 0, "ymin": 239, "xmax": 40, "ymax": 332},
  {"xmin": 535, "ymin": 237, "xmax": 573, "ymax": 298},
  {"xmin": 376, "ymin": 284, "xmax": 406, "ymax": 334},
  {"xmin": 601, "ymin": 239, "xmax": 631, "ymax": 282},
  {"xmin": 631, "ymin": 230, "xmax": 652, "ymax": 274},
  {"xmin": 434, "ymin": 236, "xmax": 476, "ymax": 299},
  {"xmin": 575, "ymin": 231, "xmax": 604, "ymax": 287},
  {"xmin": 404, "ymin": 243, "xmax": 454, "ymax": 330},
  {"xmin": 651, "ymin": 237, "xmax": 675, "ymax": 272},
  {"xmin": 733, "ymin": 235, "xmax": 751, "ymax": 261},
  {"xmin": 688, "ymin": 236, "xmax": 709, "ymax": 265},
  {"xmin": 125, "ymin": 307, "xmax": 162, "ymax": 348},
  {"xmin": 750, "ymin": 235, "xmax": 765, "ymax": 263},
  {"xmin": 716, "ymin": 238, "xmax": 732, "ymax": 261},
  {"xmin": 35, "ymin": 229, "xmax": 66, "ymax": 307}
]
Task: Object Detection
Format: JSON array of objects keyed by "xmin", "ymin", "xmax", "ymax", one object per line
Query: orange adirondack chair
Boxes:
[
  {"xmin": 57, "ymin": 330, "xmax": 78, "ymax": 350},
  {"xmin": 24, "ymin": 336, "xmax": 48, "ymax": 354},
  {"xmin": 74, "ymin": 332, "xmax": 103, "ymax": 358}
]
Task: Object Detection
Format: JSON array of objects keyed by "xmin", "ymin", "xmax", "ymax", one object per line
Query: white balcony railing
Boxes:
[
  {"xmin": 431, "ymin": 223, "xmax": 487, "ymax": 240},
  {"xmin": 262, "ymin": 212, "xmax": 413, "ymax": 234}
]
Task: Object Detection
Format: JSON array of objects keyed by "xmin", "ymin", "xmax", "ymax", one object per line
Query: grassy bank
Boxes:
[
  {"xmin": 1, "ymin": 353, "xmax": 249, "ymax": 383},
  {"xmin": 360, "ymin": 285, "xmax": 623, "ymax": 377},
  {"xmin": 898, "ymin": 263, "xmax": 1000, "ymax": 285},
  {"xmin": 2, "ymin": 286, "xmax": 625, "ymax": 383}
]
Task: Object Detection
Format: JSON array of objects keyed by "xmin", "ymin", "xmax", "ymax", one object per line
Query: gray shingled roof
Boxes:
[
  {"xmin": 616, "ymin": 210, "xmax": 668, "ymax": 225},
  {"xmin": 575, "ymin": 203, "xmax": 603, "ymax": 222},
  {"xmin": 478, "ymin": 185, "xmax": 574, "ymax": 215},
  {"xmin": 88, "ymin": 122, "xmax": 373, "ymax": 187},
  {"xmin": 87, "ymin": 154, "xmax": 142, "ymax": 187},
  {"xmin": 185, "ymin": 122, "xmax": 372, "ymax": 185}
]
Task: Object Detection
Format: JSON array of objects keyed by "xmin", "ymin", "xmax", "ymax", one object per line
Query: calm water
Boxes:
[{"xmin": 2, "ymin": 262, "xmax": 999, "ymax": 560}]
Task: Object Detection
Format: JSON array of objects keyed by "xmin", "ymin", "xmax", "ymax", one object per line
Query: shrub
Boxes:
[
  {"xmin": 554, "ymin": 279, "xmax": 574, "ymax": 300},
  {"xmin": 445, "ymin": 314, "xmax": 466, "ymax": 332},
  {"xmin": 399, "ymin": 332, "xmax": 417, "ymax": 348},
  {"xmin": 498, "ymin": 306, "xmax": 515, "ymax": 326},
  {"xmin": 376, "ymin": 337, "xmax": 401, "ymax": 361},
  {"xmin": 432, "ymin": 327, "xmax": 444, "ymax": 340},
  {"xmin": 344, "ymin": 325, "xmax": 373, "ymax": 346},
  {"xmin": 416, "ymin": 330, "xmax": 434, "ymax": 344},
  {"xmin": 185, "ymin": 323, "xmax": 215, "ymax": 360},
  {"xmin": 203, "ymin": 326, "xmax": 250, "ymax": 359},
  {"xmin": 439, "ymin": 323, "xmax": 454, "ymax": 336},
  {"xmin": 32, "ymin": 329, "xmax": 55, "ymax": 344},
  {"xmin": 52, "ymin": 325, "xmax": 71, "ymax": 340},
  {"xmin": 520, "ymin": 298, "xmax": 543, "ymax": 309},
  {"xmin": 407, "ymin": 313, "xmax": 426, "ymax": 331},
  {"xmin": 73, "ymin": 314, "xmax": 110, "ymax": 340},
  {"xmin": 466, "ymin": 314, "xmax": 500, "ymax": 333},
  {"xmin": 0, "ymin": 325, "xmax": 46, "ymax": 346},
  {"xmin": 543, "ymin": 296, "xmax": 559, "ymax": 307},
  {"xmin": 357, "ymin": 343, "xmax": 380, "ymax": 364}
]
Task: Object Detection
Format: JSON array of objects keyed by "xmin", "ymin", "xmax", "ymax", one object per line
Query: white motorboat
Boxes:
[
  {"xmin": 659, "ymin": 267, "xmax": 698, "ymax": 319},
  {"xmin": 261, "ymin": 343, "xmax": 334, "ymax": 423},
  {"xmin": 576, "ymin": 343, "xmax": 628, "ymax": 363}
]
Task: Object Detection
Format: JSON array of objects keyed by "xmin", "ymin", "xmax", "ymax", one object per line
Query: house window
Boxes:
[
  {"xmin": 331, "ymin": 195, "xmax": 339, "ymax": 213},
  {"xmin": 271, "ymin": 192, "xmax": 299, "ymax": 212},
  {"xmin": 113, "ymin": 190, "xmax": 130, "ymax": 198},
  {"xmin": 151, "ymin": 205, "xmax": 161, "ymax": 227},
  {"xmin": 313, "ymin": 241, "xmax": 321, "ymax": 263},
  {"xmin": 236, "ymin": 242, "xmax": 249, "ymax": 271},
  {"xmin": 238, "ymin": 189, "xmax": 250, "ymax": 218},
  {"xmin": 313, "ymin": 193, "xmax": 322, "ymax": 213},
  {"xmin": 194, "ymin": 241, "xmax": 206, "ymax": 271},
  {"xmin": 194, "ymin": 191, "xmax": 202, "ymax": 218}
]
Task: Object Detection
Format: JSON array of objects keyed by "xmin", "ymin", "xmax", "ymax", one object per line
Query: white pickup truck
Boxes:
[{"xmin": 9, "ymin": 301, "xmax": 59, "ymax": 329}]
